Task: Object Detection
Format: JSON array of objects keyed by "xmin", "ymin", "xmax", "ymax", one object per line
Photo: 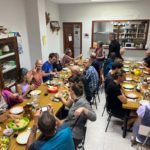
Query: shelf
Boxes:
[
  {"xmin": 0, "ymin": 52, "xmax": 15, "ymax": 59},
  {"xmin": 2, "ymin": 65, "xmax": 16, "ymax": 73},
  {"xmin": 94, "ymin": 32, "xmax": 109, "ymax": 34}
]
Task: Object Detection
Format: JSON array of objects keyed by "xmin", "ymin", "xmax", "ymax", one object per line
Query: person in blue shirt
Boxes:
[
  {"xmin": 26, "ymin": 109, "xmax": 75, "ymax": 150},
  {"xmin": 42, "ymin": 53, "xmax": 57, "ymax": 82}
]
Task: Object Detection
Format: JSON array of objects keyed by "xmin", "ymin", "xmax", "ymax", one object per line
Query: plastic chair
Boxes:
[{"xmin": 136, "ymin": 125, "xmax": 150, "ymax": 150}]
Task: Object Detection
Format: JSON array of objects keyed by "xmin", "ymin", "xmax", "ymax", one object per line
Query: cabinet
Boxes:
[
  {"xmin": 113, "ymin": 20, "xmax": 149, "ymax": 49},
  {"xmin": 92, "ymin": 20, "xmax": 149, "ymax": 49},
  {"xmin": 0, "ymin": 37, "xmax": 20, "ymax": 89}
]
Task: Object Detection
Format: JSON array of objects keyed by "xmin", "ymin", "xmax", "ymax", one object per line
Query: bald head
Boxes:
[
  {"xmin": 70, "ymin": 65, "xmax": 80, "ymax": 76},
  {"xmin": 35, "ymin": 59, "xmax": 43, "ymax": 70}
]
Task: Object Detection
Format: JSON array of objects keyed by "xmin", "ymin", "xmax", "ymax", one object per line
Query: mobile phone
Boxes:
[{"xmin": 41, "ymin": 106, "xmax": 48, "ymax": 112}]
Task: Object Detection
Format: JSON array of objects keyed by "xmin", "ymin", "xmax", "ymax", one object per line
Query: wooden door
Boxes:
[{"xmin": 63, "ymin": 23, "xmax": 82, "ymax": 57}]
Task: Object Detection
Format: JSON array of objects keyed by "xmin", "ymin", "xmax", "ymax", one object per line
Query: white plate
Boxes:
[
  {"xmin": 30, "ymin": 90, "xmax": 41, "ymax": 95},
  {"xmin": 124, "ymin": 61, "xmax": 131, "ymax": 64},
  {"xmin": 123, "ymin": 68, "xmax": 130, "ymax": 72},
  {"xmin": 10, "ymin": 106, "xmax": 24, "ymax": 114},
  {"xmin": 126, "ymin": 77, "xmax": 132, "ymax": 81},
  {"xmin": 16, "ymin": 131, "xmax": 31, "ymax": 144},
  {"xmin": 126, "ymin": 93, "xmax": 138, "ymax": 99},
  {"xmin": 143, "ymin": 70, "xmax": 149, "ymax": 75},
  {"xmin": 124, "ymin": 65, "xmax": 130, "ymax": 68},
  {"xmin": 139, "ymin": 100, "xmax": 150, "ymax": 106}
]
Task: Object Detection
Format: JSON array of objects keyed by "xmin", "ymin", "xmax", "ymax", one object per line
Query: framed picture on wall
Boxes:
[{"xmin": 50, "ymin": 21, "xmax": 60, "ymax": 32}]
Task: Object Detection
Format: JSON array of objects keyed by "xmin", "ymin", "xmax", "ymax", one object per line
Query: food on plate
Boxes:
[
  {"xmin": 16, "ymin": 131, "xmax": 31, "ymax": 145},
  {"xmin": 126, "ymin": 77, "xmax": 132, "ymax": 81},
  {"xmin": 3, "ymin": 128, "xmax": 13, "ymax": 136},
  {"xmin": 122, "ymin": 83, "xmax": 135, "ymax": 89},
  {"xmin": 139, "ymin": 100, "xmax": 149, "ymax": 106},
  {"xmin": 0, "ymin": 136, "xmax": 9, "ymax": 150},
  {"xmin": 10, "ymin": 106, "xmax": 24, "ymax": 115},
  {"xmin": 125, "ymin": 93, "xmax": 138, "ymax": 99},
  {"xmin": 123, "ymin": 67, "xmax": 130, "ymax": 72},
  {"xmin": 30, "ymin": 90, "xmax": 41, "ymax": 95},
  {"xmin": 124, "ymin": 60, "xmax": 131, "ymax": 64},
  {"xmin": 8, "ymin": 117, "xmax": 29, "ymax": 131},
  {"xmin": 133, "ymin": 69, "xmax": 141, "ymax": 76}
]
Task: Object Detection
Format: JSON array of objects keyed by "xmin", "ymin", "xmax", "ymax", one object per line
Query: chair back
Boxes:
[{"xmin": 139, "ymin": 125, "xmax": 150, "ymax": 137}]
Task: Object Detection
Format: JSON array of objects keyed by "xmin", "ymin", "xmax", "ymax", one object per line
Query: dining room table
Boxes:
[
  {"xmin": 0, "ymin": 70, "xmax": 72, "ymax": 150},
  {"xmin": 122, "ymin": 60, "xmax": 150, "ymax": 138}
]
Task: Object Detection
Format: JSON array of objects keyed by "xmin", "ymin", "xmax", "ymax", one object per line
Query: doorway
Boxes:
[{"xmin": 63, "ymin": 22, "xmax": 82, "ymax": 58}]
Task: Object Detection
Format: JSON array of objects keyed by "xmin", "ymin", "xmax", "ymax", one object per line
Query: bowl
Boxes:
[{"xmin": 48, "ymin": 85, "xmax": 58, "ymax": 93}]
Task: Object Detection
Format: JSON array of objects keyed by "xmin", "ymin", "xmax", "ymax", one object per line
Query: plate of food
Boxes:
[
  {"xmin": 0, "ymin": 136, "xmax": 9, "ymax": 150},
  {"xmin": 143, "ymin": 70, "xmax": 149, "ymax": 75},
  {"xmin": 30, "ymin": 90, "xmax": 41, "ymax": 95},
  {"xmin": 126, "ymin": 77, "xmax": 133, "ymax": 81},
  {"xmin": 125, "ymin": 93, "xmax": 138, "ymax": 99},
  {"xmin": 139, "ymin": 100, "xmax": 150, "ymax": 106},
  {"xmin": 122, "ymin": 83, "xmax": 135, "ymax": 89},
  {"xmin": 10, "ymin": 106, "xmax": 24, "ymax": 115},
  {"xmin": 16, "ymin": 131, "xmax": 31, "ymax": 145},
  {"xmin": 124, "ymin": 60, "xmax": 131, "ymax": 64},
  {"xmin": 8, "ymin": 117, "xmax": 29, "ymax": 131},
  {"xmin": 123, "ymin": 68, "xmax": 130, "ymax": 72},
  {"xmin": 124, "ymin": 64, "xmax": 130, "ymax": 68},
  {"xmin": 139, "ymin": 66, "xmax": 145, "ymax": 69}
]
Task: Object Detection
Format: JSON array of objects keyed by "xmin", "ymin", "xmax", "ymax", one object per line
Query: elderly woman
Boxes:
[{"xmin": 57, "ymin": 82, "xmax": 96, "ymax": 149}]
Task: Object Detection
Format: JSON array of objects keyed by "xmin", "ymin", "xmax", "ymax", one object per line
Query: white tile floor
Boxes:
[{"xmin": 84, "ymin": 50, "xmax": 150, "ymax": 150}]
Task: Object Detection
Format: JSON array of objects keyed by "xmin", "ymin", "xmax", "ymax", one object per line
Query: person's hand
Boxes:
[
  {"xmin": 74, "ymin": 107, "xmax": 85, "ymax": 117},
  {"xmin": 34, "ymin": 110, "xmax": 41, "ymax": 125}
]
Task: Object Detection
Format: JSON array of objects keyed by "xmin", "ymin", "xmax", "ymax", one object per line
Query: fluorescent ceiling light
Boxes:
[{"xmin": 91, "ymin": 0, "xmax": 136, "ymax": 2}]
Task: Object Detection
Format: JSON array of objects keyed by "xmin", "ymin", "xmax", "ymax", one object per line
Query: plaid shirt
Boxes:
[{"xmin": 85, "ymin": 66, "xmax": 99, "ymax": 93}]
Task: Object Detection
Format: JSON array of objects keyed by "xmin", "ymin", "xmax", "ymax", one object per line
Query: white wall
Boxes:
[
  {"xmin": 59, "ymin": 0, "xmax": 150, "ymax": 58},
  {"xmin": 45, "ymin": 0, "xmax": 62, "ymax": 58},
  {"xmin": 0, "ymin": 0, "xmax": 31, "ymax": 69}
]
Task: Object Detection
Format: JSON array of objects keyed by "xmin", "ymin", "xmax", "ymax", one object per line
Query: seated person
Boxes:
[
  {"xmin": 53, "ymin": 53, "xmax": 62, "ymax": 72},
  {"xmin": 42, "ymin": 53, "xmax": 57, "ymax": 82},
  {"xmin": 103, "ymin": 52, "xmax": 116, "ymax": 77},
  {"xmin": 143, "ymin": 56, "xmax": 150, "ymax": 72},
  {"xmin": 132, "ymin": 103, "xmax": 150, "ymax": 145},
  {"xmin": 27, "ymin": 59, "xmax": 44, "ymax": 88},
  {"xmin": 16, "ymin": 68, "xmax": 34, "ymax": 98},
  {"xmin": 62, "ymin": 48, "xmax": 74, "ymax": 67},
  {"xmin": 0, "ymin": 88, "xmax": 23, "ymax": 109},
  {"xmin": 26, "ymin": 110, "xmax": 75, "ymax": 150},
  {"xmin": 145, "ymin": 49, "xmax": 150, "ymax": 57},
  {"xmin": 106, "ymin": 70, "xmax": 127, "ymax": 118},
  {"xmin": 83, "ymin": 58, "xmax": 99, "ymax": 103},
  {"xmin": 104, "ymin": 62, "xmax": 123, "ymax": 91},
  {"xmin": 57, "ymin": 82, "xmax": 96, "ymax": 148}
]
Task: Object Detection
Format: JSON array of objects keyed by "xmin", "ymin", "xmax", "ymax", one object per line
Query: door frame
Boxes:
[{"xmin": 63, "ymin": 22, "xmax": 82, "ymax": 56}]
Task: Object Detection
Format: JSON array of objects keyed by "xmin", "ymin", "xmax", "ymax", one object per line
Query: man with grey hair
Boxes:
[
  {"xmin": 26, "ymin": 110, "xmax": 75, "ymax": 150},
  {"xmin": 108, "ymin": 32, "xmax": 122, "ymax": 59}
]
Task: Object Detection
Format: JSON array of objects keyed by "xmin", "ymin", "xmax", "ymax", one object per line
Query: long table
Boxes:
[
  {"xmin": 122, "ymin": 63, "xmax": 150, "ymax": 138},
  {"xmin": 0, "ymin": 83, "xmax": 68, "ymax": 150}
]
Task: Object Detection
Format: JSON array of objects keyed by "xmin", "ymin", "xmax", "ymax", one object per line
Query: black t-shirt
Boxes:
[
  {"xmin": 108, "ymin": 39, "xmax": 121, "ymax": 58},
  {"xmin": 53, "ymin": 61, "xmax": 62, "ymax": 71},
  {"xmin": 91, "ymin": 59, "xmax": 102, "ymax": 78},
  {"xmin": 104, "ymin": 72, "xmax": 113, "ymax": 92},
  {"xmin": 106, "ymin": 80, "xmax": 125, "ymax": 117}
]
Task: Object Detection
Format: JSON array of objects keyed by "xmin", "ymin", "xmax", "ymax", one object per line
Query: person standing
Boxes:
[{"xmin": 108, "ymin": 33, "xmax": 122, "ymax": 59}]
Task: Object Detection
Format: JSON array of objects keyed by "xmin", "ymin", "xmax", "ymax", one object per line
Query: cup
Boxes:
[{"xmin": 31, "ymin": 94, "xmax": 39, "ymax": 107}]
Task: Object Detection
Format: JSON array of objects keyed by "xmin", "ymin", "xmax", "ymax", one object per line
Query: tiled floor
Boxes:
[{"xmin": 84, "ymin": 50, "xmax": 149, "ymax": 150}]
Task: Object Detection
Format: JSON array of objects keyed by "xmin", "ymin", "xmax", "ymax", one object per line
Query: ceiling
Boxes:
[{"xmin": 50, "ymin": 0, "xmax": 141, "ymax": 4}]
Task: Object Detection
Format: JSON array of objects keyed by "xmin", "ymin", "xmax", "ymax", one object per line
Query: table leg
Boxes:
[{"xmin": 123, "ymin": 110, "xmax": 128, "ymax": 138}]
